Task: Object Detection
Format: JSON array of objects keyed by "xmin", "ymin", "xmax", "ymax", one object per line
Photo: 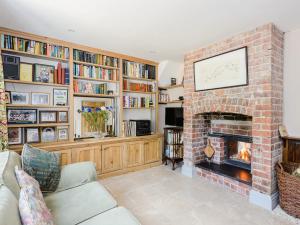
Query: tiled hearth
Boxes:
[{"xmin": 183, "ymin": 23, "xmax": 284, "ymax": 210}]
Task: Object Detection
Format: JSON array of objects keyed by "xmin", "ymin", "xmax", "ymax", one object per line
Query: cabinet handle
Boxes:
[{"xmin": 110, "ymin": 160, "xmax": 113, "ymax": 164}]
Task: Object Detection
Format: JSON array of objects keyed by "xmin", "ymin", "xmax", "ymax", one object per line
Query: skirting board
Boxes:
[{"xmin": 249, "ymin": 190, "xmax": 279, "ymax": 211}]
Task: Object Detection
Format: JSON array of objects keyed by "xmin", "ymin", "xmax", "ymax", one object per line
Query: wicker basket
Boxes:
[{"xmin": 276, "ymin": 162, "xmax": 300, "ymax": 218}]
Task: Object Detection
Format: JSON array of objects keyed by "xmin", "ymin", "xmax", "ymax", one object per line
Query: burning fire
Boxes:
[{"xmin": 237, "ymin": 142, "xmax": 251, "ymax": 162}]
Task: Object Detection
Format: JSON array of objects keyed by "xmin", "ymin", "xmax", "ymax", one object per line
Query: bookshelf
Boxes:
[{"xmin": 1, "ymin": 27, "xmax": 159, "ymax": 146}]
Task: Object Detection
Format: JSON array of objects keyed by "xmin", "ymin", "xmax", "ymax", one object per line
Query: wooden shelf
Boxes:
[
  {"xmin": 73, "ymin": 60, "xmax": 119, "ymax": 70},
  {"xmin": 123, "ymin": 90, "xmax": 156, "ymax": 94},
  {"xmin": 8, "ymin": 123, "xmax": 69, "ymax": 128},
  {"xmin": 73, "ymin": 93, "xmax": 118, "ymax": 98},
  {"xmin": 158, "ymin": 100, "xmax": 184, "ymax": 104},
  {"xmin": 4, "ymin": 79, "xmax": 70, "ymax": 88},
  {"xmin": 1, "ymin": 48, "xmax": 69, "ymax": 62},
  {"xmin": 123, "ymin": 76, "xmax": 156, "ymax": 82},
  {"xmin": 6, "ymin": 104, "xmax": 69, "ymax": 109},
  {"xmin": 73, "ymin": 76, "xmax": 118, "ymax": 83},
  {"xmin": 123, "ymin": 107, "xmax": 155, "ymax": 109},
  {"xmin": 158, "ymin": 84, "xmax": 183, "ymax": 90}
]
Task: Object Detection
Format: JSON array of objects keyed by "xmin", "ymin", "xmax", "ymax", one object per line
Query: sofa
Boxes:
[{"xmin": 0, "ymin": 151, "xmax": 141, "ymax": 225}]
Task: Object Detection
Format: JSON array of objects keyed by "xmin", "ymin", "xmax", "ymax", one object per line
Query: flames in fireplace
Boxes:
[{"xmin": 230, "ymin": 142, "xmax": 251, "ymax": 164}]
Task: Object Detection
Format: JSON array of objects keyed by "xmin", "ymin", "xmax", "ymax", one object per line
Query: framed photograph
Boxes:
[
  {"xmin": 194, "ymin": 47, "xmax": 248, "ymax": 91},
  {"xmin": 10, "ymin": 92, "xmax": 30, "ymax": 105},
  {"xmin": 53, "ymin": 89, "xmax": 68, "ymax": 106},
  {"xmin": 33, "ymin": 64, "xmax": 54, "ymax": 83},
  {"xmin": 31, "ymin": 92, "xmax": 50, "ymax": 105},
  {"xmin": 39, "ymin": 111, "xmax": 57, "ymax": 123},
  {"xmin": 57, "ymin": 111, "xmax": 68, "ymax": 123},
  {"xmin": 20, "ymin": 63, "xmax": 33, "ymax": 82},
  {"xmin": 25, "ymin": 128, "xmax": 40, "ymax": 143},
  {"xmin": 41, "ymin": 127, "xmax": 56, "ymax": 142},
  {"xmin": 57, "ymin": 127, "xmax": 68, "ymax": 141},
  {"xmin": 4, "ymin": 91, "xmax": 11, "ymax": 104},
  {"xmin": 7, "ymin": 109, "xmax": 37, "ymax": 124},
  {"xmin": 8, "ymin": 128, "xmax": 22, "ymax": 145}
]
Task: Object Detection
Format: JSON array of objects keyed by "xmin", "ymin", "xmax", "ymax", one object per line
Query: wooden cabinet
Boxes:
[
  {"xmin": 124, "ymin": 142, "xmax": 144, "ymax": 168},
  {"xmin": 102, "ymin": 143, "xmax": 123, "ymax": 173},
  {"xmin": 144, "ymin": 139, "xmax": 160, "ymax": 164},
  {"xmin": 59, "ymin": 149, "xmax": 72, "ymax": 166}
]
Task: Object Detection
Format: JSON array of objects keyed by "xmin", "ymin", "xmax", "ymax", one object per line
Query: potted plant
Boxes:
[{"xmin": 82, "ymin": 108, "xmax": 109, "ymax": 138}]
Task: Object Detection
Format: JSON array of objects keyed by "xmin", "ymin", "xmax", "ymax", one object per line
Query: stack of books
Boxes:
[
  {"xmin": 122, "ymin": 120, "xmax": 136, "ymax": 137},
  {"xmin": 73, "ymin": 80, "xmax": 108, "ymax": 95},
  {"xmin": 55, "ymin": 62, "xmax": 69, "ymax": 85},
  {"xmin": 123, "ymin": 60, "xmax": 155, "ymax": 79},
  {"xmin": 1, "ymin": 34, "xmax": 69, "ymax": 59},
  {"xmin": 73, "ymin": 63, "xmax": 117, "ymax": 81},
  {"xmin": 123, "ymin": 96, "xmax": 151, "ymax": 108},
  {"xmin": 102, "ymin": 55, "xmax": 118, "ymax": 67},
  {"xmin": 123, "ymin": 80, "xmax": 154, "ymax": 92}
]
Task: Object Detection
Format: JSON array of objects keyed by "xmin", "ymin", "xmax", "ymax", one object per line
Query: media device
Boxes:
[
  {"xmin": 165, "ymin": 107, "xmax": 183, "ymax": 127},
  {"xmin": 130, "ymin": 120, "xmax": 151, "ymax": 136},
  {"xmin": 2, "ymin": 54, "xmax": 20, "ymax": 80}
]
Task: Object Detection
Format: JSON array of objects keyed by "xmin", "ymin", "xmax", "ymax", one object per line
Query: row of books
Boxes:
[
  {"xmin": 1, "ymin": 34, "xmax": 69, "ymax": 59},
  {"xmin": 123, "ymin": 60, "xmax": 156, "ymax": 80},
  {"xmin": 73, "ymin": 49, "xmax": 118, "ymax": 67},
  {"xmin": 122, "ymin": 120, "xmax": 137, "ymax": 137},
  {"xmin": 166, "ymin": 130, "xmax": 183, "ymax": 145},
  {"xmin": 73, "ymin": 63, "xmax": 117, "ymax": 81},
  {"xmin": 159, "ymin": 93, "xmax": 170, "ymax": 102},
  {"xmin": 55, "ymin": 62, "xmax": 69, "ymax": 85},
  {"xmin": 73, "ymin": 80, "xmax": 108, "ymax": 94},
  {"xmin": 123, "ymin": 96, "xmax": 152, "ymax": 108},
  {"xmin": 123, "ymin": 80, "xmax": 154, "ymax": 92},
  {"xmin": 165, "ymin": 145, "xmax": 183, "ymax": 158}
]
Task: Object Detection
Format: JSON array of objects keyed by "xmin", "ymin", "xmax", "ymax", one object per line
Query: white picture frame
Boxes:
[
  {"xmin": 31, "ymin": 92, "xmax": 50, "ymax": 106},
  {"xmin": 194, "ymin": 47, "xmax": 248, "ymax": 91},
  {"xmin": 53, "ymin": 89, "xmax": 68, "ymax": 106}
]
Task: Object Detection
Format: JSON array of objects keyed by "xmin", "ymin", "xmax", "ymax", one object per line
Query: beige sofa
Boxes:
[{"xmin": 0, "ymin": 151, "xmax": 141, "ymax": 225}]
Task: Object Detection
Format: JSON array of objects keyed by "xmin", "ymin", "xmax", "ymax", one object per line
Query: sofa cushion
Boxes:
[
  {"xmin": 79, "ymin": 207, "xmax": 141, "ymax": 225},
  {"xmin": 44, "ymin": 181, "xmax": 117, "ymax": 225},
  {"xmin": 0, "ymin": 185, "xmax": 22, "ymax": 225},
  {"xmin": 22, "ymin": 144, "xmax": 61, "ymax": 192},
  {"xmin": 15, "ymin": 167, "xmax": 40, "ymax": 190},
  {"xmin": 0, "ymin": 151, "xmax": 21, "ymax": 198},
  {"xmin": 56, "ymin": 161, "xmax": 97, "ymax": 191},
  {"xmin": 19, "ymin": 185, "xmax": 54, "ymax": 225}
]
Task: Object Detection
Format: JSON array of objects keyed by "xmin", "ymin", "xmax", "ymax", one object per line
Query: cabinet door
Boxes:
[
  {"xmin": 124, "ymin": 142, "xmax": 144, "ymax": 168},
  {"xmin": 102, "ymin": 144, "xmax": 123, "ymax": 173},
  {"xmin": 59, "ymin": 149, "xmax": 72, "ymax": 166},
  {"xmin": 72, "ymin": 146, "xmax": 95, "ymax": 163},
  {"xmin": 144, "ymin": 139, "xmax": 160, "ymax": 164}
]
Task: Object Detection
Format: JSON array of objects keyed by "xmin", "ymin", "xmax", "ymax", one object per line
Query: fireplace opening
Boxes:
[{"xmin": 223, "ymin": 134, "xmax": 252, "ymax": 171}]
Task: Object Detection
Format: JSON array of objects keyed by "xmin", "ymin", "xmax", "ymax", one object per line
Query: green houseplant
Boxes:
[{"xmin": 82, "ymin": 110, "xmax": 109, "ymax": 138}]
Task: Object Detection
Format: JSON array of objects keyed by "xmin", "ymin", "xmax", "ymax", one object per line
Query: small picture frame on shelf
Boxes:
[
  {"xmin": 4, "ymin": 92, "xmax": 11, "ymax": 104},
  {"xmin": 7, "ymin": 109, "xmax": 37, "ymax": 124},
  {"xmin": 10, "ymin": 92, "xmax": 30, "ymax": 105},
  {"xmin": 39, "ymin": 111, "xmax": 57, "ymax": 123},
  {"xmin": 33, "ymin": 64, "xmax": 54, "ymax": 83},
  {"xmin": 31, "ymin": 92, "xmax": 50, "ymax": 106},
  {"xmin": 20, "ymin": 63, "xmax": 33, "ymax": 82},
  {"xmin": 25, "ymin": 128, "xmax": 40, "ymax": 143},
  {"xmin": 53, "ymin": 89, "xmax": 68, "ymax": 106},
  {"xmin": 57, "ymin": 111, "xmax": 68, "ymax": 123},
  {"xmin": 8, "ymin": 128, "xmax": 22, "ymax": 145},
  {"xmin": 57, "ymin": 127, "xmax": 68, "ymax": 141},
  {"xmin": 41, "ymin": 127, "xmax": 56, "ymax": 142}
]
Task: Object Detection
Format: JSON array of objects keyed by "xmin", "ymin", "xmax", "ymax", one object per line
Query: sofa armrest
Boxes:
[{"xmin": 56, "ymin": 161, "xmax": 97, "ymax": 191}]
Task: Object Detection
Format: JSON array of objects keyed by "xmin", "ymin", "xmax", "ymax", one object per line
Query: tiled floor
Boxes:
[{"xmin": 101, "ymin": 165, "xmax": 297, "ymax": 225}]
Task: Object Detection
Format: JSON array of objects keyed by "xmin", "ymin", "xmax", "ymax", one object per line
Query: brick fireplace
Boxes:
[{"xmin": 182, "ymin": 23, "xmax": 284, "ymax": 210}]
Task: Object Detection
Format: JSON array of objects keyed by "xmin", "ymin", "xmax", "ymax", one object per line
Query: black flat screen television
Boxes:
[{"xmin": 165, "ymin": 107, "xmax": 183, "ymax": 127}]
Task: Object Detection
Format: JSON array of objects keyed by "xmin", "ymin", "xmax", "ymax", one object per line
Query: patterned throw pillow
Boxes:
[
  {"xmin": 22, "ymin": 144, "xmax": 61, "ymax": 192},
  {"xmin": 15, "ymin": 166, "xmax": 40, "ymax": 190},
  {"xmin": 19, "ymin": 185, "xmax": 54, "ymax": 225}
]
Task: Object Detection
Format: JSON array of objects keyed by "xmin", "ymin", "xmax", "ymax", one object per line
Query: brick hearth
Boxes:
[{"xmin": 183, "ymin": 23, "xmax": 284, "ymax": 210}]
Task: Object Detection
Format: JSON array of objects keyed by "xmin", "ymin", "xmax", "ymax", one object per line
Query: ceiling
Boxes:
[{"xmin": 0, "ymin": 0, "xmax": 300, "ymax": 62}]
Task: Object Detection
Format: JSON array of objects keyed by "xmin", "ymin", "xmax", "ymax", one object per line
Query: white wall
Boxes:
[
  {"xmin": 158, "ymin": 60, "xmax": 184, "ymax": 133},
  {"xmin": 284, "ymin": 28, "xmax": 300, "ymax": 136}
]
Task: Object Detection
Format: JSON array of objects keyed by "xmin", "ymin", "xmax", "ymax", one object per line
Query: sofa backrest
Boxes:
[
  {"xmin": 0, "ymin": 185, "xmax": 22, "ymax": 225},
  {"xmin": 0, "ymin": 151, "xmax": 21, "ymax": 198}
]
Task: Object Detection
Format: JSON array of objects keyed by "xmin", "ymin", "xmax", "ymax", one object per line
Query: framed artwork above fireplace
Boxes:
[{"xmin": 194, "ymin": 47, "xmax": 248, "ymax": 91}]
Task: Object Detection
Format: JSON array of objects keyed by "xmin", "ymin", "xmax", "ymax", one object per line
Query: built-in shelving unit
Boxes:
[
  {"xmin": 158, "ymin": 82, "xmax": 184, "ymax": 105},
  {"xmin": 1, "ymin": 28, "xmax": 158, "ymax": 147}
]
